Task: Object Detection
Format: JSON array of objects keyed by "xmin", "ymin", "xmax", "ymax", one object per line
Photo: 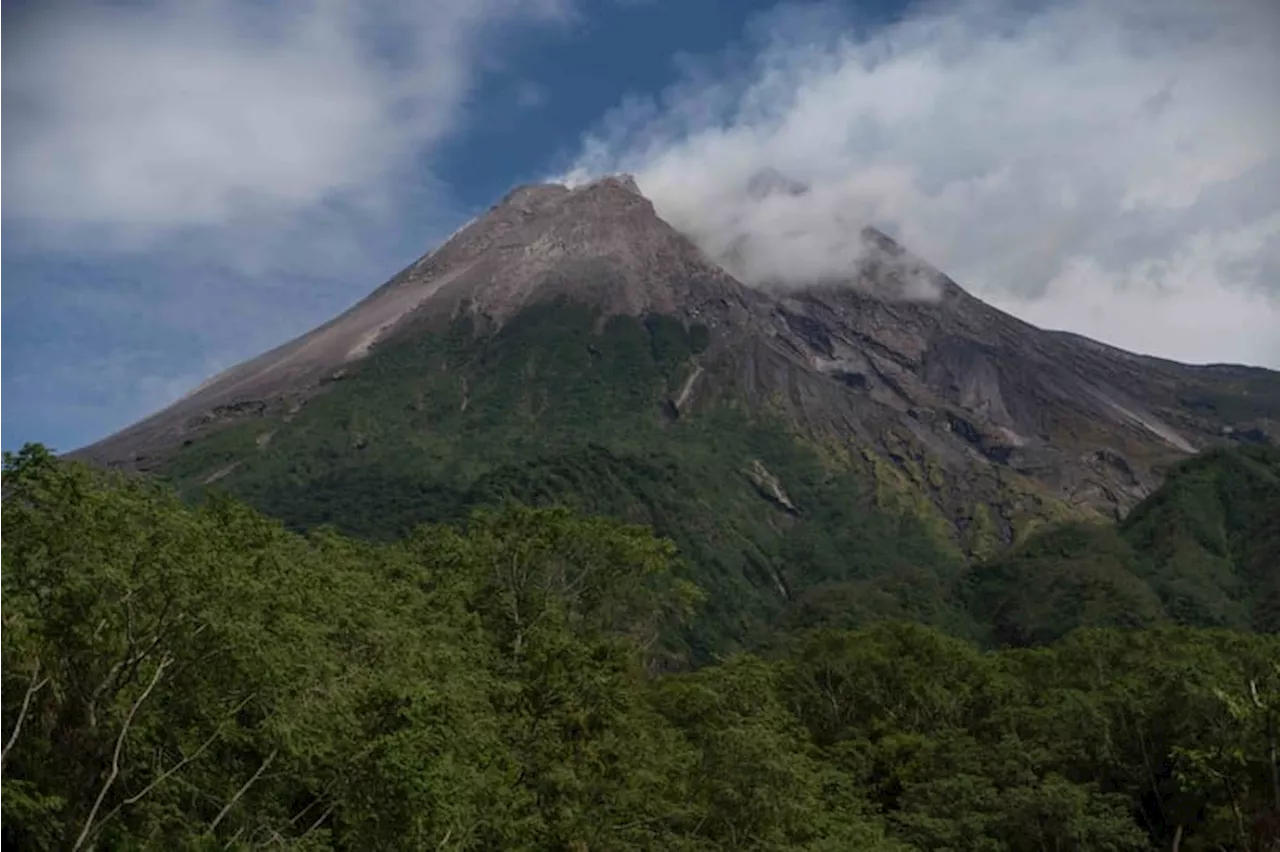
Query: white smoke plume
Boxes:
[{"xmin": 559, "ymin": 0, "xmax": 1280, "ymax": 365}]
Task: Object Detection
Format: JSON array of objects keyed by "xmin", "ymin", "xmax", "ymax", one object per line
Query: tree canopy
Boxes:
[{"xmin": 4, "ymin": 445, "xmax": 1279, "ymax": 850}]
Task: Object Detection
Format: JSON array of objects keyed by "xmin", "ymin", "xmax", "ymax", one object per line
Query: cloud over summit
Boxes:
[{"xmin": 563, "ymin": 0, "xmax": 1280, "ymax": 367}]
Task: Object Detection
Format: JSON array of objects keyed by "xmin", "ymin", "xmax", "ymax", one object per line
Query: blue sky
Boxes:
[{"xmin": 4, "ymin": 0, "xmax": 1279, "ymax": 453}]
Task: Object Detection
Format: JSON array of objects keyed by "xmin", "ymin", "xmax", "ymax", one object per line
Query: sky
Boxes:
[{"xmin": 4, "ymin": 0, "xmax": 1279, "ymax": 453}]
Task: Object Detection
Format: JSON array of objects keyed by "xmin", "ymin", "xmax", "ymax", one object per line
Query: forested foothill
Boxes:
[{"xmin": 4, "ymin": 443, "xmax": 1279, "ymax": 850}]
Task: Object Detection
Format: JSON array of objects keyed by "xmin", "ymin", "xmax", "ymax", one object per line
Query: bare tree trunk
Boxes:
[
  {"xmin": 94, "ymin": 694, "xmax": 255, "ymax": 831},
  {"xmin": 2, "ymin": 660, "xmax": 50, "ymax": 770},
  {"xmin": 72, "ymin": 655, "xmax": 172, "ymax": 852},
  {"xmin": 1252, "ymin": 679, "xmax": 1280, "ymax": 813},
  {"xmin": 207, "ymin": 749, "xmax": 278, "ymax": 836},
  {"xmin": 297, "ymin": 803, "xmax": 336, "ymax": 844}
]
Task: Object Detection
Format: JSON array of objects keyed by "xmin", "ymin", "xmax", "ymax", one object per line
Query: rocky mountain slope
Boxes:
[{"xmin": 76, "ymin": 174, "xmax": 1280, "ymax": 531}]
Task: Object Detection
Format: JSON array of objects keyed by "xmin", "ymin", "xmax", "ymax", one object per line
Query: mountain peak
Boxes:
[
  {"xmin": 581, "ymin": 172, "xmax": 643, "ymax": 196},
  {"xmin": 404, "ymin": 171, "xmax": 743, "ymax": 325},
  {"xmin": 72, "ymin": 175, "xmax": 757, "ymax": 465},
  {"xmin": 495, "ymin": 172, "xmax": 645, "ymax": 213}
]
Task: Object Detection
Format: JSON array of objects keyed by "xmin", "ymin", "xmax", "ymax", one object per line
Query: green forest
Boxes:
[{"xmin": 4, "ymin": 444, "xmax": 1280, "ymax": 850}]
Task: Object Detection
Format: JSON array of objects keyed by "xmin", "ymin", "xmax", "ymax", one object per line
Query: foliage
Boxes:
[
  {"xmin": 969, "ymin": 444, "xmax": 1280, "ymax": 644},
  {"xmin": 6, "ymin": 447, "xmax": 1280, "ymax": 850}
]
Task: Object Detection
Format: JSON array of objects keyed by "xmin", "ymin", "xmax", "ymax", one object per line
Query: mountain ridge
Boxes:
[{"xmin": 72, "ymin": 174, "xmax": 1280, "ymax": 538}]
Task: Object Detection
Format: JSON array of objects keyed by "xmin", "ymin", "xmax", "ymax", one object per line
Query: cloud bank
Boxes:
[
  {"xmin": 562, "ymin": 0, "xmax": 1280, "ymax": 367},
  {"xmin": 3, "ymin": 0, "xmax": 571, "ymax": 265}
]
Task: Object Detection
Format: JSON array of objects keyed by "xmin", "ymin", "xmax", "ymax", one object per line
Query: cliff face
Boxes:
[{"xmin": 72, "ymin": 175, "xmax": 1280, "ymax": 538}]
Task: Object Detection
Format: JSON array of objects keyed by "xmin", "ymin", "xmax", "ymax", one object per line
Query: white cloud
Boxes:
[
  {"xmin": 1007, "ymin": 214, "xmax": 1280, "ymax": 367},
  {"xmin": 3, "ymin": 0, "xmax": 571, "ymax": 258},
  {"xmin": 561, "ymin": 0, "xmax": 1280, "ymax": 367}
]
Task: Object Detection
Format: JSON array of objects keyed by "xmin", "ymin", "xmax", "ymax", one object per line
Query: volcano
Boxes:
[{"xmin": 70, "ymin": 174, "xmax": 1280, "ymax": 648}]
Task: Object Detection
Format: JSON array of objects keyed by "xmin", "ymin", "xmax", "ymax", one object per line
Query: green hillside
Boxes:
[
  {"xmin": 6, "ymin": 445, "xmax": 1280, "ymax": 851},
  {"xmin": 967, "ymin": 444, "xmax": 1280, "ymax": 645}
]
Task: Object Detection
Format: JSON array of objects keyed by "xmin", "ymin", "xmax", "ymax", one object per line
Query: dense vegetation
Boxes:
[
  {"xmin": 5, "ymin": 445, "xmax": 1280, "ymax": 850},
  {"xmin": 159, "ymin": 301, "xmax": 976, "ymax": 658},
  {"xmin": 969, "ymin": 444, "xmax": 1280, "ymax": 645}
]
